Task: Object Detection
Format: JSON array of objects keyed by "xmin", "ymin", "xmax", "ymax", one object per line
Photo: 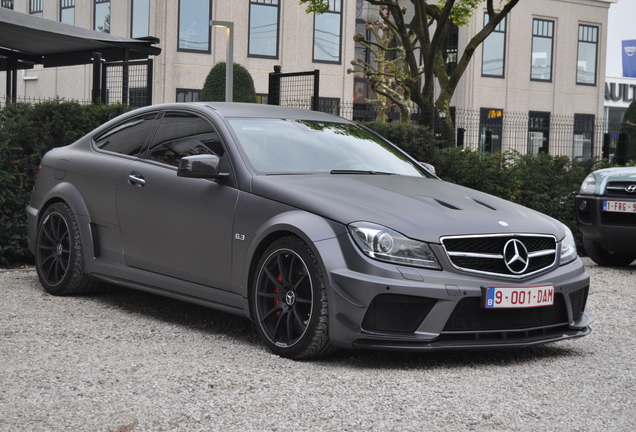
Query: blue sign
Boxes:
[{"xmin": 623, "ymin": 40, "xmax": 636, "ymax": 78}]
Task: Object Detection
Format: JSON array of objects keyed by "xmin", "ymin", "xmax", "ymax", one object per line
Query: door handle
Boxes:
[{"xmin": 128, "ymin": 173, "xmax": 146, "ymax": 187}]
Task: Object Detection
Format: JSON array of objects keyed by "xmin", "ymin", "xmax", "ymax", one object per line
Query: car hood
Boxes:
[{"xmin": 251, "ymin": 174, "xmax": 565, "ymax": 243}]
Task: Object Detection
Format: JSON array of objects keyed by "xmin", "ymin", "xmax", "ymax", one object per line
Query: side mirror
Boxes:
[
  {"xmin": 419, "ymin": 162, "xmax": 436, "ymax": 176},
  {"xmin": 177, "ymin": 155, "xmax": 229, "ymax": 180}
]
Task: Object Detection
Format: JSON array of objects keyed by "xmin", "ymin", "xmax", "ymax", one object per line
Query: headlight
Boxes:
[
  {"xmin": 579, "ymin": 173, "xmax": 597, "ymax": 194},
  {"xmin": 559, "ymin": 225, "xmax": 578, "ymax": 265},
  {"xmin": 349, "ymin": 222, "xmax": 441, "ymax": 269}
]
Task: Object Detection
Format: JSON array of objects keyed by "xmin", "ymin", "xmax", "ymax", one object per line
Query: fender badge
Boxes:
[{"xmin": 498, "ymin": 221, "xmax": 509, "ymax": 227}]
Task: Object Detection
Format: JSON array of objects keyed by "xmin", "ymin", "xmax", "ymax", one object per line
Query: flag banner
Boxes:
[{"xmin": 623, "ymin": 40, "xmax": 636, "ymax": 78}]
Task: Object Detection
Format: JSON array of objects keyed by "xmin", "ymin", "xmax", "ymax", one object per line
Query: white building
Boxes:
[
  {"xmin": 0, "ymin": 0, "xmax": 620, "ymax": 159},
  {"xmin": 1, "ymin": 0, "xmax": 355, "ymax": 105}
]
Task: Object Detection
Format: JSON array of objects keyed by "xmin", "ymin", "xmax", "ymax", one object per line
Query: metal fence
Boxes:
[{"xmin": 314, "ymin": 101, "xmax": 629, "ymax": 162}]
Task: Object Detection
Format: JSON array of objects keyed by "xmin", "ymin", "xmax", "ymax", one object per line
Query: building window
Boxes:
[
  {"xmin": 256, "ymin": 94, "xmax": 269, "ymax": 104},
  {"xmin": 479, "ymin": 108, "xmax": 503, "ymax": 154},
  {"xmin": 248, "ymin": 0, "xmax": 279, "ymax": 58},
  {"xmin": 573, "ymin": 114, "xmax": 595, "ymax": 161},
  {"xmin": 531, "ymin": 19, "xmax": 554, "ymax": 81},
  {"xmin": 528, "ymin": 111, "xmax": 550, "ymax": 155},
  {"xmin": 176, "ymin": 89, "xmax": 201, "ymax": 103},
  {"xmin": 30, "ymin": 0, "xmax": 43, "ymax": 17},
  {"xmin": 577, "ymin": 25, "xmax": 598, "ymax": 86},
  {"xmin": 313, "ymin": 0, "xmax": 342, "ymax": 63},
  {"xmin": 445, "ymin": 22, "xmax": 459, "ymax": 76},
  {"xmin": 131, "ymin": 0, "xmax": 150, "ymax": 38},
  {"xmin": 178, "ymin": 0, "xmax": 211, "ymax": 52},
  {"xmin": 94, "ymin": 0, "xmax": 111, "ymax": 33},
  {"xmin": 60, "ymin": 0, "xmax": 75, "ymax": 25},
  {"xmin": 1, "ymin": 1, "xmax": 14, "ymax": 10},
  {"xmin": 482, "ymin": 14, "xmax": 506, "ymax": 78}
]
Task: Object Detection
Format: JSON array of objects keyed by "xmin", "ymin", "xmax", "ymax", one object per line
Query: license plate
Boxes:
[
  {"xmin": 483, "ymin": 285, "xmax": 554, "ymax": 309},
  {"xmin": 603, "ymin": 200, "xmax": 636, "ymax": 213}
]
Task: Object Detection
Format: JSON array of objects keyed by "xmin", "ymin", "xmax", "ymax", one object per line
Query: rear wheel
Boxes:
[
  {"xmin": 583, "ymin": 235, "xmax": 636, "ymax": 267},
  {"xmin": 35, "ymin": 202, "xmax": 96, "ymax": 295},
  {"xmin": 252, "ymin": 236, "xmax": 334, "ymax": 359}
]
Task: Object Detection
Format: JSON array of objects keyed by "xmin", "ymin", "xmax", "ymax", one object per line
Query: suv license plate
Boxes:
[
  {"xmin": 603, "ymin": 200, "xmax": 636, "ymax": 213},
  {"xmin": 483, "ymin": 285, "xmax": 554, "ymax": 309}
]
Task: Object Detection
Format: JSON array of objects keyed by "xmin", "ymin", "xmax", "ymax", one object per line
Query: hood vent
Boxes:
[
  {"xmin": 468, "ymin": 197, "xmax": 498, "ymax": 211},
  {"xmin": 435, "ymin": 199, "xmax": 462, "ymax": 210}
]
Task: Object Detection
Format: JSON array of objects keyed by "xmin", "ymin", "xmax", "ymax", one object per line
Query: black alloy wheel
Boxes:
[
  {"xmin": 35, "ymin": 202, "xmax": 95, "ymax": 295},
  {"xmin": 253, "ymin": 237, "xmax": 333, "ymax": 359}
]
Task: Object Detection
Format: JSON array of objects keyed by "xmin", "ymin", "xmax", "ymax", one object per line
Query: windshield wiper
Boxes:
[{"xmin": 330, "ymin": 170, "xmax": 396, "ymax": 175}]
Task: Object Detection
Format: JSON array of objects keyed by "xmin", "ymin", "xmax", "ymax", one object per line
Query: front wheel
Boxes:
[
  {"xmin": 35, "ymin": 202, "xmax": 96, "ymax": 295},
  {"xmin": 582, "ymin": 235, "xmax": 636, "ymax": 267},
  {"xmin": 252, "ymin": 237, "xmax": 334, "ymax": 359}
]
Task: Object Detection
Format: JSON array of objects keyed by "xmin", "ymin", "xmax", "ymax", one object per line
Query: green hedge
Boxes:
[{"xmin": 0, "ymin": 101, "xmax": 132, "ymax": 265}]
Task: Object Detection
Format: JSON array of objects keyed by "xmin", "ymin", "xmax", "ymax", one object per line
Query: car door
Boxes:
[{"xmin": 116, "ymin": 110, "xmax": 239, "ymax": 291}]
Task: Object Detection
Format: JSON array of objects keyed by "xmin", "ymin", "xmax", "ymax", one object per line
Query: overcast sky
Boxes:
[{"xmin": 606, "ymin": 0, "xmax": 636, "ymax": 77}]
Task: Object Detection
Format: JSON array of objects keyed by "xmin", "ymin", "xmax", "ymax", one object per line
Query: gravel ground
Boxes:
[{"xmin": 1, "ymin": 258, "xmax": 634, "ymax": 432}]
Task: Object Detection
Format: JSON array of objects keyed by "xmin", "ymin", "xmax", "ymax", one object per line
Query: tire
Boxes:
[
  {"xmin": 582, "ymin": 235, "xmax": 636, "ymax": 267},
  {"xmin": 252, "ymin": 236, "xmax": 335, "ymax": 359},
  {"xmin": 35, "ymin": 202, "xmax": 97, "ymax": 295}
]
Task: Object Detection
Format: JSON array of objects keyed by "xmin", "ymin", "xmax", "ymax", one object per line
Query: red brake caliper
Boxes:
[{"xmin": 273, "ymin": 274, "xmax": 283, "ymax": 316}]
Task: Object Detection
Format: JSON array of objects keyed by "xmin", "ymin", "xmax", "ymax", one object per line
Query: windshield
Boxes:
[{"xmin": 227, "ymin": 119, "xmax": 425, "ymax": 176}]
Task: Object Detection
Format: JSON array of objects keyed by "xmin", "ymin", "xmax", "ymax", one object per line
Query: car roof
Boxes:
[{"xmin": 187, "ymin": 102, "xmax": 348, "ymax": 122}]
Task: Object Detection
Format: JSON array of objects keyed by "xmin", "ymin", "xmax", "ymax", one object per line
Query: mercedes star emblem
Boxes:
[{"xmin": 503, "ymin": 239, "xmax": 530, "ymax": 274}]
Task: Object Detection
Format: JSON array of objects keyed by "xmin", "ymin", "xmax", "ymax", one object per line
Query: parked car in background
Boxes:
[
  {"xmin": 576, "ymin": 166, "xmax": 636, "ymax": 266},
  {"xmin": 27, "ymin": 103, "xmax": 593, "ymax": 359}
]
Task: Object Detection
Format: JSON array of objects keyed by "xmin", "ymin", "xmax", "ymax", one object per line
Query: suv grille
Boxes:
[
  {"xmin": 604, "ymin": 182, "xmax": 636, "ymax": 197},
  {"xmin": 441, "ymin": 234, "xmax": 557, "ymax": 278}
]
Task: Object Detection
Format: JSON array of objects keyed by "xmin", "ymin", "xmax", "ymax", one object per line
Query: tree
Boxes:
[
  {"xmin": 301, "ymin": 0, "xmax": 521, "ymax": 146},
  {"xmin": 349, "ymin": 18, "xmax": 413, "ymax": 123},
  {"xmin": 200, "ymin": 62, "xmax": 257, "ymax": 103}
]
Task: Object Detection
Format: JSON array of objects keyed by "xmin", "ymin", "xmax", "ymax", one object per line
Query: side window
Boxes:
[
  {"xmin": 146, "ymin": 112, "xmax": 227, "ymax": 169},
  {"xmin": 94, "ymin": 112, "xmax": 159, "ymax": 156}
]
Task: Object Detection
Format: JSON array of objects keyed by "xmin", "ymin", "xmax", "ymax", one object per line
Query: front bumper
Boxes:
[
  {"xmin": 315, "ymin": 234, "xmax": 592, "ymax": 351},
  {"xmin": 576, "ymin": 194, "xmax": 636, "ymax": 253}
]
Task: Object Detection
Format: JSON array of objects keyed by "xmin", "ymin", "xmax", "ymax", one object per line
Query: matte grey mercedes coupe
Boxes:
[{"xmin": 27, "ymin": 103, "xmax": 593, "ymax": 359}]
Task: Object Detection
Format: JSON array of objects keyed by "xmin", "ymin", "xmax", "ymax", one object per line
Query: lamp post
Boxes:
[
  {"xmin": 361, "ymin": 1, "xmax": 380, "ymax": 23},
  {"xmin": 212, "ymin": 21, "xmax": 234, "ymax": 102}
]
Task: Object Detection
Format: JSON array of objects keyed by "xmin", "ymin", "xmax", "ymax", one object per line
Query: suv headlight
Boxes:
[
  {"xmin": 560, "ymin": 225, "xmax": 578, "ymax": 265},
  {"xmin": 349, "ymin": 222, "xmax": 441, "ymax": 269},
  {"xmin": 580, "ymin": 173, "xmax": 597, "ymax": 194}
]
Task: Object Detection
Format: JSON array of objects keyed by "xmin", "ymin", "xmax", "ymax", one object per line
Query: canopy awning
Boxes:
[{"xmin": 0, "ymin": 7, "xmax": 161, "ymax": 71}]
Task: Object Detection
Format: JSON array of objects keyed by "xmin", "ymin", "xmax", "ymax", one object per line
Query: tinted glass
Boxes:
[
  {"xmin": 482, "ymin": 15, "xmax": 505, "ymax": 77},
  {"xmin": 313, "ymin": 2, "xmax": 341, "ymax": 62},
  {"xmin": 132, "ymin": 0, "xmax": 150, "ymax": 38},
  {"xmin": 178, "ymin": 0, "xmax": 210, "ymax": 51},
  {"xmin": 249, "ymin": 3, "xmax": 278, "ymax": 57},
  {"xmin": 228, "ymin": 119, "xmax": 423, "ymax": 176},
  {"xmin": 94, "ymin": 1, "xmax": 110, "ymax": 33},
  {"xmin": 531, "ymin": 20, "xmax": 553, "ymax": 81},
  {"xmin": 577, "ymin": 26, "xmax": 598, "ymax": 85},
  {"xmin": 60, "ymin": 7, "xmax": 74, "ymax": 25},
  {"xmin": 94, "ymin": 113, "xmax": 158, "ymax": 156},
  {"xmin": 147, "ymin": 112, "xmax": 225, "ymax": 168}
]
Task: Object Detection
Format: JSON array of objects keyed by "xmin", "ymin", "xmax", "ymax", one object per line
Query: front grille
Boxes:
[
  {"xmin": 362, "ymin": 294, "xmax": 437, "ymax": 333},
  {"xmin": 441, "ymin": 234, "xmax": 557, "ymax": 278},
  {"xmin": 442, "ymin": 294, "xmax": 569, "ymax": 333},
  {"xmin": 604, "ymin": 182, "xmax": 636, "ymax": 197}
]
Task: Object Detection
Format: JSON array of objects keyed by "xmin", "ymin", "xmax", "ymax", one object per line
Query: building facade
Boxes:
[
  {"xmin": 1, "ymin": 0, "xmax": 620, "ymax": 160},
  {"xmin": 0, "ymin": 0, "xmax": 356, "ymax": 105}
]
